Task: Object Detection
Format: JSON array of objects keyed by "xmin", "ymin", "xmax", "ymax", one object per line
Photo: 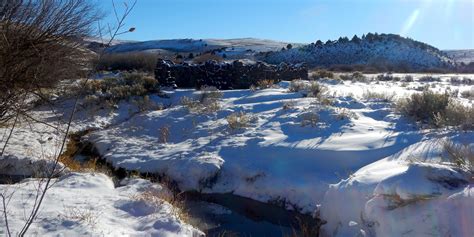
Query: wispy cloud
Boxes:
[{"xmin": 400, "ymin": 9, "xmax": 420, "ymax": 36}]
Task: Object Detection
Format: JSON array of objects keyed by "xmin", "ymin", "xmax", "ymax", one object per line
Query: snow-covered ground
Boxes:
[
  {"xmin": 1, "ymin": 172, "xmax": 202, "ymax": 236},
  {"xmin": 1, "ymin": 73, "xmax": 473, "ymax": 236}
]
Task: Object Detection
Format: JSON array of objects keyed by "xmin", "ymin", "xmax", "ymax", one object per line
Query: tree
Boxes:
[
  {"xmin": 0, "ymin": 0, "xmax": 136, "ymax": 236},
  {"xmin": 286, "ymin": 43, "xmax": 293, "ymax": 50},
  {"xmin": 188, "ymin": 53, "xmax": 194, "ymax": 59},
  {"xmin": 0, "ymin": 0, "xmax": 101, "ymax": 125}
]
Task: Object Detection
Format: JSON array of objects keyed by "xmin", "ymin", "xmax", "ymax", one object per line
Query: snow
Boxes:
[
  {"xmin": 0, "ymin": 172, "xmax": 202, "ymax": 236},
  {"xmin": 1, "ymin": 73, "xmax": 473, "ymax": 236}
]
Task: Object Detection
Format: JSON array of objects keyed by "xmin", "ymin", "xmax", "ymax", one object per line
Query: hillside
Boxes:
[{"xmin": 259, "ymin": 33, "xmax": 455, "ymax": 71}]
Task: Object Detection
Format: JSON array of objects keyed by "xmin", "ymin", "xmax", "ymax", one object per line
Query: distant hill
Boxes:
[
  {"xmin": 103, "ymin": 38, "xmax": 300, "ymax": 56},
  {"xmin": 444, "ymin": 49, "xmax": 474, "ymax": 64},
  {"xmin": 87, "ymin": 34, "xmax": 468, "ymax": 71},
  {"xmin": 259, "ymin": 33, "xmax": 455, "ymax": 71}
]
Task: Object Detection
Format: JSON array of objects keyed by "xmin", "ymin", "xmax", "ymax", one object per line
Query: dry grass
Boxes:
[
  {"xmin": 60, "ymin": 206, "xmax": 101, "ymax": 227},
  {"xmin": 133, "ymin": 188, "xmax": 190, "ymax": 225},
  {"xmin": 282, "ymin": 100, "xmax": 297, "ymax": 110},
  {"xmin": 362, "ymin": 90, "xmax": 395, "ymax": 102}
]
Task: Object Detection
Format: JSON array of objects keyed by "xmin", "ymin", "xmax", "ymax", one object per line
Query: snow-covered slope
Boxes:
[{"xmin": 261, "ymin": 33, "xmax": 454, "ymax": 70}]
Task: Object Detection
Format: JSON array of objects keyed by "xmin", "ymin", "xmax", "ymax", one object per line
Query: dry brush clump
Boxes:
[
  {"xmin": 309, "ymin": 69, "xmax": 334, "ymax": 80},
  {"xmin": 226, "ymin": 111, "xmax": 252, "ymax": 130},
  {"xmin": 79, "ymin": 72, "xmax": 160, "ymax": 106},
  {"xmin": 289, "ymin": 80, "xmax": 326, "ymax": 98},
  {"xmin": 362, "ymin": 90, "xmax": 395, "ymax": 102},
  {"xmin": 397, "ymin": 90, "xmax": 474, "ymax": 129},
  {"xmin": 181, "ymin": 86, "xmax": 223, "ymax": 114}
]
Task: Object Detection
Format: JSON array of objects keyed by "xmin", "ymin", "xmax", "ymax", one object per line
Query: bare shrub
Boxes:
[
  {"xmin": 362, "ymin": 90, "xmax": 395, "ymax": 102},
  {"xmin": 282, "ymin": 100, "xmax": 297, "ymax": 110},
  {"xmin": 450, "ymin": 77, "xmax": 474, "ymax": 85},
  {"xmin": 376, "ymin": 73, "xmax": 400, "ymax": 81},
  {"xmin": 256, "ymin": 79, "xmax": 276, "ymax": 89},
  {"xmin": 338, "ymin": 72, "xmax": 369, "ymax": 82},
  {"xmin": 309, "ymin": 70, "xmax": 334, "ymax": 80},
  {"xmin": 94, "ymin": 52, "xmax": 157, "ymax": 72},
  {"xmin": 0, "ymin": 0, "xmax": 101, "ymax": 124},
  {"xmin": 403, "ymin": 75, "xmax": 414, "ymax": 82},
  {"xmin": 192, "ymin": 53, "xmax": 224, "ymax": 64},
  {"xmin": 444, "ymin": 140, "xmax": 474, "ymax": 181},
  {"xmin": 306, "ymin": 81, "xmax": 326, "ymax": 98},
  {"xmin": 334, "ymin": 108, "xmax": 359, "ymax": 120},
  {"xmin": 181, "ymin": 86, "xmax": 222, "ymax": 114},
  {"xmin": 158, "ymin": 125, "xmax": 170, "ymax": 143},
  {"xmin": 300, "ymin": 111, "xmax": 319, "ymax": 127},
  {"xmin": 60, "ymin": 206, "xmax": 101, "ymax": 227},
  {"xmin": 226, "ymin": 112, "xmax": 251, "ymax": 130},
  {"xmin": 79, "ymin": 72, "xmax": 159, "ymax": 105},
  {"xmin": 397, "ymin": 90, "xmax": 474, "ymax": 129},
  {"xmin": 288, "ymin": 80, "xmax": 307, "ymax": 93}
]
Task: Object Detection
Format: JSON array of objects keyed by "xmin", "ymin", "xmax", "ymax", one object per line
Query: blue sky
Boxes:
[{"xmin": 98, "ymin": 0, "xmax": 473, "ymax": 49}]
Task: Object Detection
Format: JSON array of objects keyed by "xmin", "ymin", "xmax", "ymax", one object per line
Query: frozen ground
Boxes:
[{"xmin": 1, "ymin": 73, "xmax": 473, "ymax": 236}]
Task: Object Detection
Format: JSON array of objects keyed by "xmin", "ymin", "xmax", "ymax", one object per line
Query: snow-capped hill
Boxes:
[
  {"xmin": 260, "ymin": 33, "xmax": 455, "ymax": 70},
  {"xmin": 105, "ymin": 38, "xmax": 300, "ymax": 54}
]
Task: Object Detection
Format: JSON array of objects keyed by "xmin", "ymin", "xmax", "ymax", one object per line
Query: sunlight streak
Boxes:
[{"xmin": 400, "ymin": 9, "xmax": 420, "ymax": 36}]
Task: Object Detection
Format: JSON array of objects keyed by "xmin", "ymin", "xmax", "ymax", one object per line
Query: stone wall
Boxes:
[{"xmin": 155, "ymin": 59, "xmax": 308, "ymax": 89}]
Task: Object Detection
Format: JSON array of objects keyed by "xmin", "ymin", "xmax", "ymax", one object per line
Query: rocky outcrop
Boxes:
[{"xmin": 155, "ymin": 59, "xmax": 308, "ymax": 89}]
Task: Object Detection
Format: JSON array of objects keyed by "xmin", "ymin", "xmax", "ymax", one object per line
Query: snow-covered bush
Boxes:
[{"xmin": 226, "ymin": 111, "xmax": 251, "ymax": 130}]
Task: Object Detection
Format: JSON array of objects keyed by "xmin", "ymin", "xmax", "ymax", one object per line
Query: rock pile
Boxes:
[{"xmin": 155, "ymin": 59, "xmax": 308, "ymax": 89}]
